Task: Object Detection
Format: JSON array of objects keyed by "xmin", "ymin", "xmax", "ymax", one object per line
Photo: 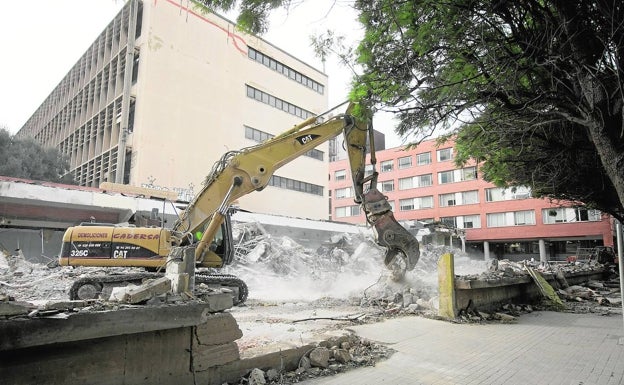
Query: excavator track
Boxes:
[
  {"xmin": 196, "ymin": 272, "xmax": 248, "ymax": 305},
  {"xmin": 69, "ymin": 272, "xmax": 248, "ymax": 305}
]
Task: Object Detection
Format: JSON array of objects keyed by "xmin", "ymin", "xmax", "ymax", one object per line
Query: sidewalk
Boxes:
[{"xmin": 300, "ymin": 311, "xmax": 624, "ymax": 385}]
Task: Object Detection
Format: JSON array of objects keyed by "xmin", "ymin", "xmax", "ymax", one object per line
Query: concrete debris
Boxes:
[
  {"xmin": 231, "ymin": 333, "xmax": 394, "ymax": 385},
  {"xmin": 247, "ymin": 368, "xmax": 267, "ymax": 385},
  {"xmin": 557, "ymin": 277, "xmax": 623, "ymax": 314},
  {"xmin": 309, "ymin": 347, "xmax": 331, "ymax": 368},
  {"xmin": 108, "ymin": 277, "xmax": 172, "ymax": 304}
]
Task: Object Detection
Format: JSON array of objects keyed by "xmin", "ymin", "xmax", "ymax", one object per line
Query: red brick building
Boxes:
[{"xmin": 328, "ymin": 138, "xmax": 614, "ymax": 261}]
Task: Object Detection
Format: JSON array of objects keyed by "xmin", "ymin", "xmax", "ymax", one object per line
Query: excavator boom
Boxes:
[
  {"xmin": 59, "ymin": 102, "xmax": 420, "ymax": 303},
  {"xmin": 173, "ymin": 102, "xmax": 419, "ymax": 273}
]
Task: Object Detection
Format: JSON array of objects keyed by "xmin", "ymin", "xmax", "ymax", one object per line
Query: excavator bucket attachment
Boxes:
[
  {"xmin": 374, "ymin": 212, "xmax": 421, "ymax": 270},
  {"xmin": 362, "ymin": 188, "xmax": 420, "ymax": 277}
]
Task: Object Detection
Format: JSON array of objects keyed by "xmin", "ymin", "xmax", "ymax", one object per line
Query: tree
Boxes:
[
  {"xmin": 350, "ymin": 0, "xmax": 624, "ymax": 221},
  {"xmin": 198, "ymin": 0, "xmax": 624, "ymax": 221},
  {"xmin": 0, "ymin": 128, "xmax": 75, "ymax": 184}
]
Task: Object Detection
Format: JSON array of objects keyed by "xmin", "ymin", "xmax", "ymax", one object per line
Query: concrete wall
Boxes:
[{"xmin": 0, "ymin": 299, "xmax": 312, "ymax": 385}]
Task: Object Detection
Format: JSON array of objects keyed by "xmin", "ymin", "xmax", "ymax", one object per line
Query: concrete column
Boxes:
[
  {"xmin": 166, "ymin": 247, "xmax": 195, "ymax": 294},
  {"xmin": 437, "ymin": 253, "xmax": 456, "ymax": 319},
  {"xmin": 539, "ymin": 239, "xmax": 547, "ymax": 263},
  {"xmin": 460, "ymin": 236, "xmax": 466, "ymax": 253},
  {"xmin": 484, "ymin": 241, "xmax": 490, "ymax": 261},
  {"xmin": 115, "ymin": 0, "xmax": 138, "ymax": 184}
]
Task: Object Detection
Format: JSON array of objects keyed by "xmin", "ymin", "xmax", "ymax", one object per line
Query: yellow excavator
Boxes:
[{"xmin": 59, "ymin": 102, "xmax": 420, "ymax": 304}]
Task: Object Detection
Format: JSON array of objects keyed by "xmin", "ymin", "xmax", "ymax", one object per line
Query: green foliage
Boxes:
[
  {"xmin": 0, "ymin": 128, "xmax": 75, "ymax": 184},
  {"xmin": 352, "ymin": 0, "xmax": 624, "ymax": 220},
  {"xmin": 195, "ymin": 0, "xmax": 287, "ymax": 34}
]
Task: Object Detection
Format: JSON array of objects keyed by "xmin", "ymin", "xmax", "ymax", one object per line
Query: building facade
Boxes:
[
  {"xmin": 328, "ymin": 138, "xmax": 614, "ymax": 261},
  {"xmin": 16, "ymin": 0, "xmax": 333, "ymax": 219}
]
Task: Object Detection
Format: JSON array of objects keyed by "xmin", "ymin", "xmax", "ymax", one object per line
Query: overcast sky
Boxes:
[{"xmin": 0, "ymin": 0, "xmax": 402, "ymax": 147}]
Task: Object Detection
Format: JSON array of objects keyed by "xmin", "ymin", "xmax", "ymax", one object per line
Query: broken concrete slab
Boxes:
[
  {"xmin": 194, "ymin": 312, "xmax": 243, "ymax": 345},
  {"xmin": 0, "ymin": 301, "xmax": 31, "ymax": 317},
  {"xmin": 109, "ymin": 276, "xmax": 171, "ymax": 304}
]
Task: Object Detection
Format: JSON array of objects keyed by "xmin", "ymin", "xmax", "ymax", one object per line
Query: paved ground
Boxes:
[{"xmin": 300, "ymin": 311, "xmax": 624, "ymax": 385}]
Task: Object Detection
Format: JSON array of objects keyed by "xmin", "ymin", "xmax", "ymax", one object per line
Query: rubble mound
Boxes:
[{"xmin": 232, "ymin": 333, "xmax": 395, "ymax": 385}]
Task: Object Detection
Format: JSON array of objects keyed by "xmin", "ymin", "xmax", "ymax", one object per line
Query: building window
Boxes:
[
  {"xmin": 399, "ymin": 196, "xmax": 433, "ymax": 211},
  {"xmin": 486, "ymin": 187, "xmax": 505, "ymax": 202},
  {"xmin": 365, "ymin": 164, "xmax": 374, "ymax": 176},
  {"xmin": 511, "ymin": 186, "xmax": 531, "ymax": 199},
  {"xmin": 439, "ymin": 193, "xmax": 456, "ymax": 207},
  {"xmin": 399, "ymin": 177, "xmax": 413, "ymax": 190},
  {"xmin": 335, "ymin": 187, "xmax": 353, "ymax": 199},
  {"xmin": 542, "ymin": 207, "xmax": 602, "ymax": 224},
  {"xmin": 439, "ymin": 190, "xmax": 478, "ymax": 207},
  {"xmin": 462, "ymin": 190, "xmax": 479, "ymax": 204},
  {"xmin": 245, "ymin": 125, "xmax": 323, "ymax": 160},
  {"xmin": 418, "ymin": 196, "xmax": 434, "ymax": 209},
  {"xmin": 380, "ymin": 160, "xmax": 394, "ymax": 172},
  {"xmin": 248, "ymin": 47, "xmax": 325, "ymax": 94},
  {"xmin": 440, "ymin": 216, "xmax": 457, "ymax": 228},
  {"xmin": 486, "ymin": 186, "xmax": 531, "ymax": 202},
  {"xmin": 416, "ymin": 174, "xmax": 433, "ymax": 187},
  {"xmin": 514, "ymin": 210, "xmax": 535, "ymax": 225},
  {"xmin": 417, "ymin": 152, "xmax": 431, "ymax": 165},
  {"xmin": 398, "ymin": 156, "xmax": 412, "ymax": 169},
  {"xmin": 334, "ymin": 169, "xmax": 346, "ymax": 181},
  {"xmin": 399, "ymin": 174, "xmax": 432, "ymax": 190},
  {"xmin": 335, "ymin": 205, "xmax": 360, "ymax": 218},
  {"xmin": 438, "ymin": 170, "xmax": 455, "ymax": 184},
  {"xmin": 487, "ymin": 210, "xmax": 536, "ymax": 227},
  {"xmin": 462, "ymin": 214, "xmax": 481, "ymax": 229},
  {"xmin": 399, "ymin": 174, "xmax": 433, "ymax": 190},
  {"xmin": 461, "ymin": 166, "xmax": 477, "ymax": 181},
  {"xmin": 399, "ymin": 198, "xmax": 415, "ymax": 211},
  {"xmin": 487, "ymin": 212, "xmax": 507, "ymax": 227},
  {"xmin": 381, "ymin": 180, "xmax": 394, "ymax": 192},
  {"xmin": 269, "ymin": 175, "xmax": 323, "ymax": 196},
  {"xmin": 437, "ymin": 148, "xmax": 453, "ymax": 162},
  {"xmin": 438, "ymin": 167, "xmax": 477, "ymax": 184},
  {"xmin": 246, "ymin": 85, "xmax": 314, "ymax": 119}
]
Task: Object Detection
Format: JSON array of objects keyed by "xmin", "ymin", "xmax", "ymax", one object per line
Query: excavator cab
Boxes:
[{"xmin": 193, "ymin": 210, "xmax": 235, "ymax": 267}]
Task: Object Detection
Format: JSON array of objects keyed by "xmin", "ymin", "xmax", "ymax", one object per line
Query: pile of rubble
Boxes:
[
  {"xmin": 227, "ymin": 221, "xmax": 486, "ymax": 309},
  {"xmin": 0, "ymin": 249, "xmax": 76, "ymax": 302},
  {"xmin": 452, "ymin": 258, "xmax": 622, "ymax": 323},
  {"xmin": 235, "ymin": 333, "xmax": 394, "ymax": 385}
]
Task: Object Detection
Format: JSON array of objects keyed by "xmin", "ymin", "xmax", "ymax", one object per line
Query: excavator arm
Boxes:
[{"xmin": 172, "ymin": 102, "xmax": 420, "ymax": 274}]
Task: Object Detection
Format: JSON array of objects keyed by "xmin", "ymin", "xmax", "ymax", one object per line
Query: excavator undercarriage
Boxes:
[{"xmin": 69, "ymin": 270, "xmax": 248, "ymax": 305}]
